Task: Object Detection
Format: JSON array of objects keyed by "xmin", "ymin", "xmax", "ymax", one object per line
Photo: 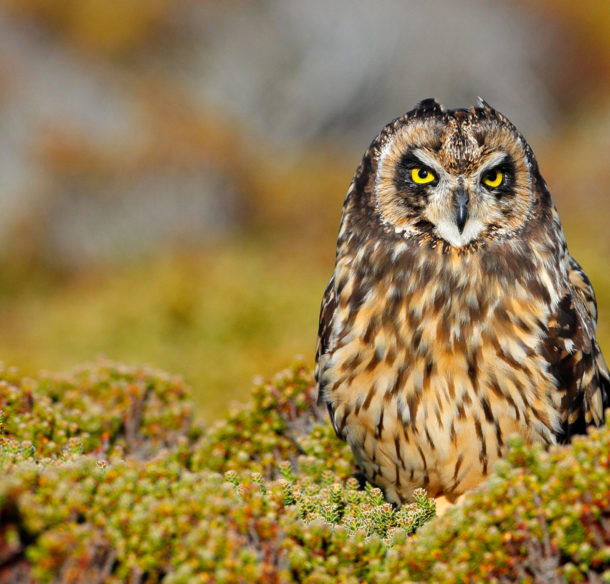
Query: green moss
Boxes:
[
  {"xmin": 0, "ymin": 360, "xmax": 193, "ymax": 461},
  {"xmin": 190, "ymin": 363, "xmax": 354, "ymax": 481},
  {"xmin": 0, "ymin": 360, "xmax": 609, "ymax": 583}
]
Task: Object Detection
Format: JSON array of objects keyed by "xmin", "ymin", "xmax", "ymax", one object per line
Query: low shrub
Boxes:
[{"xmin": 0, "ymin": 360, "xmax": 608, "ymax": 583}]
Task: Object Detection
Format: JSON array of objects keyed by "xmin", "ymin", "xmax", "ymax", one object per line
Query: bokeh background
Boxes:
[{"xmin": 0, "ymin": 0, "xmax": 608, "ymax": 421}]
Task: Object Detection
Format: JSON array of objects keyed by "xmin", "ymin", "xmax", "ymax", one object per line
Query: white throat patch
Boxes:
[{"xmin": 433, "ymin": 216, "xmax": 485, "ymax": 248}]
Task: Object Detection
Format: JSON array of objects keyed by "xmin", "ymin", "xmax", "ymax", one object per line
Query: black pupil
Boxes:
[
  {"xmin": 487, "ymin": 170, "xmax": 497, "ymax": 181},
  {"xmin": 418, "ymin": 169, "xmax": 428, "ymax": 179}
]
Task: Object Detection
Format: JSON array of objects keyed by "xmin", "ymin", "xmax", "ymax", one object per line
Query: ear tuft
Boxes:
[
  {"xmin": 416, "ymin": 98, "xmax": 445, "ymax": 114},
  {"xmin": 476, "ymin": 96, "xmax": 489, "ymax": 108}
]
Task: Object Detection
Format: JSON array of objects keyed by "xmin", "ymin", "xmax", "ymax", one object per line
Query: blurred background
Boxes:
[{"xmin": 0, "ymin": 0, "xmax": 608, "ymax": 421}]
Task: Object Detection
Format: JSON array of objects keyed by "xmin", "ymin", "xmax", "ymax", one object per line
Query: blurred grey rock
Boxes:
[
  {"xmin": 43, "ymin": 168, "xmax": 241, "ymax": 267},
  {"xmin": 0, "ymin": 13, "xmax": 138, "ymax": 234},
  {"xmin": 182, "ymin": 0, "xmax": 560, "ymax": 149},
  {"xmin": 0, "ymin": 11, "xmax": 242, "ymax": 268}
]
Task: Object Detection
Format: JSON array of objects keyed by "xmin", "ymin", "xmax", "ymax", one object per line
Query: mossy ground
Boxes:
[{"xmin": 0, "ymin": 360, "xmax": 608, "ymax": 583}]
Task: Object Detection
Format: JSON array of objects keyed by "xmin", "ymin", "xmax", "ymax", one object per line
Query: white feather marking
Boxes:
[{"xmin": 433, "ymin": 217, "xmax": 485, "ymax": 248}]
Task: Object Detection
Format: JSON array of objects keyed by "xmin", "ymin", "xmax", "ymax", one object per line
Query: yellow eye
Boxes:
[
  {"xmin": 411, "ymin": 167, "xmax": 436, "ymax": 184},
  {"xmin": 483, "ymin": 168, "xmax": 504, "ymax": 188}
]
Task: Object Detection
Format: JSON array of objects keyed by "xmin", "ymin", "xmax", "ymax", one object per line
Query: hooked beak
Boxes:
[{"xmin": 453, "ymin": 187, "xmax": 469, "ymax": 234}]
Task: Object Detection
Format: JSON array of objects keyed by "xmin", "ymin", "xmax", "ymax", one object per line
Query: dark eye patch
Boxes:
[
  {"xmin": 394, "ymin": 151, "xmax": 439, "ymax": 190},
  {"xmin": 482, "ymin": 156, "xmax": 516, "ymax": 196}
]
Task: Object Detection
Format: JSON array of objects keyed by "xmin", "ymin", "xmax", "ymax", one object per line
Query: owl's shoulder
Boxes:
[{"xmin": 539, "ymin": 253, "xmax": 609, "ymax": 436}]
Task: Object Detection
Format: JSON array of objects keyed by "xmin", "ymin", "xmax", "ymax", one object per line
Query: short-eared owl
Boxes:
[{"xmin": 315, "ymin": 98, "xmax": 609, "ymax": 505}]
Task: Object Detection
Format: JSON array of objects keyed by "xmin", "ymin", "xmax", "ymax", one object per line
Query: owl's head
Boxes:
[{"xmin": 370, "ymin": 98, "xmax": 545, "ymax": 249}]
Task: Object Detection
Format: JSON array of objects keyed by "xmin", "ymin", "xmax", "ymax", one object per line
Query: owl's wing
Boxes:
[
  {"xmin": 314, "ymin": 275, "xmax": 339, "ymax": 426},
  {"xmin": 568, "ymin": 257, "xmax": 599, "ymax": 326},
  {"xmin": 542, "ymin": 257, "xmax": 610, "ymax": 440}
]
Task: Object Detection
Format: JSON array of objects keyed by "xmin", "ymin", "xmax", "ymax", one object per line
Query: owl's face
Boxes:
[{"xmin": 374, "ymin": 100, "xmax": 534, "ymax": 249}]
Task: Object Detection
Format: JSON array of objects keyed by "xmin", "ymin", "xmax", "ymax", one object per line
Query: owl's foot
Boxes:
[{"xmin": 434, "ymin": 494, "xmax": 465, "ymax": 516}]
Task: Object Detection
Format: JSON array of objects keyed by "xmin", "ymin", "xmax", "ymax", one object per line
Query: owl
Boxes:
[{"xmin": 315, "ymin": 98, "xmax": 609, "ymax": 507}]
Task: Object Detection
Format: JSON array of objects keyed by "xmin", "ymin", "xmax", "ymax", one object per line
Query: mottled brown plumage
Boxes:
[{"xmin": 315, "ymin": 98, "xmax": 609, "ymax": 505}]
